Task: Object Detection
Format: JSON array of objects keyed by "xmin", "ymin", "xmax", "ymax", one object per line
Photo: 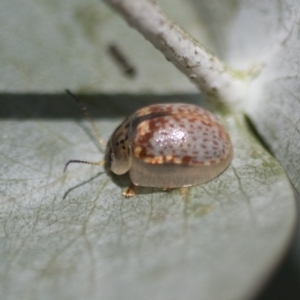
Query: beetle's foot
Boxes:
[
  {"xmin": 180, "ymin": 187, "xmax": 189, "ymax": 195},
  {"xmin": 123, "ymin": 184, "xmax": 136, "ymax": 198}
]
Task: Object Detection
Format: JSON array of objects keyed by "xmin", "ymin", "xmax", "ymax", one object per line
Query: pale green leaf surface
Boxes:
[
  {"xmin": 246, "ymin": 2, "xmax": 300, "ymax": 194},
  {"xmin": 0, "ymin": 0, "xmax": 297, "ymax": 299},
  {"xmin": 0, "ymin": 97, "xmax": 296, "ymax": 300},
  {"xmin": 191, "ymin": 0, "xmax": 300, "ymax": 194},
  {"xmin": 0, "ymin": 0, "xmax": 205, "ymax": 93}
]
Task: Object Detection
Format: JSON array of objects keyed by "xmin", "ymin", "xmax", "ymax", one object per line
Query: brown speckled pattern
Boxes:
[{"xmin": 131, "ymin": 103, "xmax": 231, "ymax": 166}]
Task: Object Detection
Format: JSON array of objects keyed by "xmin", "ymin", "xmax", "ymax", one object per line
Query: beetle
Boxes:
[{"xmin": 64, "ymin": 101, "xmax": 233, "ymax": 197}]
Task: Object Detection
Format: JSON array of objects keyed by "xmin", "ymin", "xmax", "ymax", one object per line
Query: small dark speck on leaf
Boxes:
[{"xmin": 107, "ymin": 43, "xmax": 137, "ymax": 78}]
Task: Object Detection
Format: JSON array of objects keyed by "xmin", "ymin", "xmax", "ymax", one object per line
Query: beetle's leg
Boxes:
[
  {"xmin": 162, "ymin": 187, "xmax": 173, "ymax": 192},
  {"xmin": 123, "ymin": 184, "xmax": 136, "ymax": 198}
]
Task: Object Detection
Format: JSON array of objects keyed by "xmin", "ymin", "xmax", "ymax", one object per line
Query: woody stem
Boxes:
[{"xmin": 104, "ymin": 0, "xmax": 247, "ymax": 108}]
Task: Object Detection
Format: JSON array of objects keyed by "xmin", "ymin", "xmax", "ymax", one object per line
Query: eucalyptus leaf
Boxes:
[
  {"xmin": 0, "ymin": 97, "xmax": 295, "ymax": 300},
  {"xmin": 0, "ymin": 0, "xmax": 297, "ymax": 300},
  {"xmin": 191, "ymin": 0, "xmax": 300, "ymax": 194},
  {"xmin": 0, "ymin": 0, "xmax": 201, "ymax": 93}
]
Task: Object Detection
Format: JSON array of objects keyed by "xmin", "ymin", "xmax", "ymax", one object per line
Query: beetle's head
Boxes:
[{"xmin": 106, "ymin": 121, "xmax": 132, "ymax": 175}]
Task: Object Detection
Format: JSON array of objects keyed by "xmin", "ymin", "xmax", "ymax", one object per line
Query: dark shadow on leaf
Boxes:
[
  {"xmin": 244, "ymin": 114, "xmax": 273, "ymax": 155},
  {"xmin": 0, "ymin": 93, "xmax": 208, "ymax": 119}
]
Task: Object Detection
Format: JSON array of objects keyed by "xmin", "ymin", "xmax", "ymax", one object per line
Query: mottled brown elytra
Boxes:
[{"xmin": 64, "ymin": 97, "xmax": 233, "ymax": 197}]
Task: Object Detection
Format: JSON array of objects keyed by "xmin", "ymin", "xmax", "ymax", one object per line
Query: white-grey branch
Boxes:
[{"xmin": 104, "ymin": 0, "xmax": 247, "ymax": 107}]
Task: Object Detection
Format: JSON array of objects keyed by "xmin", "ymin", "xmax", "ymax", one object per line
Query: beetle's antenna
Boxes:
[
  {"xmin": 64, "ymin": 90, "xmax": 106, "ymax": 174},
  {"xmin": 65, "ymin": 89, "xmax": 106, "ymax": 147},
  {"xmin": 64, "ymin": 159, "xmax": 104, "ymax": 173}
]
